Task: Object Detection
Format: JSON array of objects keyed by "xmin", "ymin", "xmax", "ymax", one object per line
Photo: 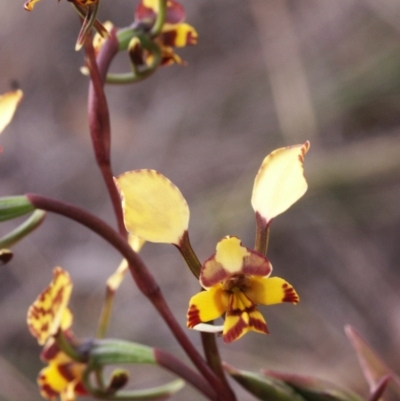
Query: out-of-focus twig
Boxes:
[{"xmin": 249, "ymin": 0, "xmax": 318, "ymax": 143}]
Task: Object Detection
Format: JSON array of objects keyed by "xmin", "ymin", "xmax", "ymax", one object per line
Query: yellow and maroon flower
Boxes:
[
  {"xmin": 38, "ymin": 337, "xmax": 87, "ymax": 401},
  {"xmin": 187, "ymin": 236, "xmax": 299, "ymax": 343},
  {"xmin": 27, "ymin": 268, "xmax": 87, "ymax": 401},
  {"xmin": 135, "ymin": 0, "xmax": 198, "ymax": 66},
  {"xmin": 116, "ymin": 142, "xmax": 309, "ymax": 342}
]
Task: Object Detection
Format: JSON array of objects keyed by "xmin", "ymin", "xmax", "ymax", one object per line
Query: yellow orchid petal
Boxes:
[
  {"xmin": 215, "ymin": 237, "xmax": 249, "ymax": 273},
  {"xmin": 247, "ymin": 307, "xmax": 269, "ymax": 335},
  {"xmin": 24, "ymin": 0, "xmax": 41, "ymax": 11},
  {"xmin": 251, "ymin": 141, "xmax": 310, "ymax": 224},
  {"xmin": 27, "ymin": 267, "xmax": 73, "ymax": 345},
  {"xmin": 223, "ymin": 292, "xmax": 268, "ymax": 342},
  {"xmin": 38, "ymin": 358, "xmax": 86, "ymax": 401},
  {"xmin": 200, "ymin": 236, "xmax": 272, "ymax": 288},
  {"xmin": 115, "ymin": 170, "xmax": 189, "ymax": 245},
  {"xmin": 142, "ymin": 0, "xmax": 159, "ymax": 12},
  {"xmin": 245, "ymin": 276, "xmax": 299, "ymax": 306},
  {"xmin": 0, "ymin": 90, "xmax": 23, "ymax": 134},
  {"xmin": 161, "ymin": 23, "xmax": 198, "ymax": 47},
  {"xmin": 38, "ymin": 363, "xmax": 69, "ymax": 399},
  {"xmin": 187, "ymin": 284, "xmax": 228, "ymax": 328},
  {"xmin": 223, "ymin": 292, "xmax": 250, "ymax": 343}
]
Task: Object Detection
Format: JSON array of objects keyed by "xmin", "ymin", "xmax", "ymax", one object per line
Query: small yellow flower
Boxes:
[
  {"xmin": 135, "ymin": 0, "xmax": 198, "ymax": 66},
  {"xmin": 27, "ymin": 268, "xmax": 87, "ymax": 401},
  {"xmin": 187, "ymin": 236, "xmax": 299, "ymax": 343},
  {"xmin": 116, "ymin": 142, "xmax": 309, "ymax": 342}
]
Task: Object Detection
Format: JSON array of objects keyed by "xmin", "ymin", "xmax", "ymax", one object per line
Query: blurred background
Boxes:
[{"xmin": 1, "ymin": 0, "xmax": 400, "ymax": 400}]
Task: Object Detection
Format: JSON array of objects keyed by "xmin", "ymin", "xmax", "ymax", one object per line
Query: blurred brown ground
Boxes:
[{"xmin": 1, "ymin": 0, "xmax": 400, "ymax": 400}]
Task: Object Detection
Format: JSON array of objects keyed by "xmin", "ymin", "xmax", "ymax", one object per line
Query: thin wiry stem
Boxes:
[{"xmin": 84, "ymin": 30, "xmax": 127, "ymax": 239}]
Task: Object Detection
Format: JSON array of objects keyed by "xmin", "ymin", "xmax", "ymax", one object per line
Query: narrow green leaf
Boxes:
[
  {"xmin": 89, "ymin": 339, "xmax": 156, "ymax": 367},
  {"xmin": 263, "ymin": 370, "xmax": 363, "ymax": 401},
  {"xmin": 0, "ymin": 196, "xmax": 35, "ymax": 222},
  {"xmin": 0, "ymin": 210, "xmax": 45, "ymax": 248},
  {"xmin": 345, "ymin": 325, "xmax": 400, "ymax": 398},
  {"xmin": 225, "ymin": 364, "xmax": 306, "ymax": 401}
]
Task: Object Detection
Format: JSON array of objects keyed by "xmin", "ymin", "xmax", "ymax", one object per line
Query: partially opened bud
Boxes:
[
  {"xmin": 0, "ymin": 90, "xmax": 23, "ymax": 134},
  {"xmin": 115, "ymin": 170, "xmax": 189, "ymax": 245},
  {"xmin": 225, "ymin": 364, "xmax": 302, "ymax": 401},
  {"xmin": 0, "ymin": 249, "xmax": 13, "ymax": 265},
  {"xmin": 251, "ymin": 142, "xmax": 310, "ymax": 225},
  {"xmin": 0, "ymin": 196, "xmax": 35, "ymax": 222},
  {"xmin": 128, "ymin": 37, "xmax": 145, "ymax": 67}
]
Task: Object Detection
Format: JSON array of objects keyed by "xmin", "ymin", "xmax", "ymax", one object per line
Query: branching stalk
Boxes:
[
  {"xmin": 26, "ymin": 194, "xmax": 234, "ymax": 401},
  {"xmin": 84, "ymin": 31, "xmax": 127, "ymax": 238}
]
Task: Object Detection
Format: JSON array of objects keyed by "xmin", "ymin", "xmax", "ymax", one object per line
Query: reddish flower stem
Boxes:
[
  {"xmin": 26, "ymin": 194, "xmax": 234, "ymax": 401},
  {"xmin": 178, "ymin": 232, "xmax": 234, "ymax": 397},
  {"xmin": 254, "ymin": 212, "xmax": 270, "ymax": 255},
  {"xmin": 84, "ymin": 30, "xmax": 127, "ymax": 238},
  {"xmin": 154, "ymin": 348, "xmax": 218, "ymax": 401}
]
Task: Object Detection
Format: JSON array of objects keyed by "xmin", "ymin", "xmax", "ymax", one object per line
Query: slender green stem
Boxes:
[
  {"xmin": 176, "ymin": 231, "xmax": 201, "ymax": 278},
  {"xmin": 151, "ymin": 0, "xmax": 167, "ymax": 36},
  {"xmin": 26, "ymin": 194, "xmax": 234, "ymax": 400},
  {"xmin": 96, "ymin": 285, "xmax": 118, "ymax": 339},
  {"xmin": 254, "ymin": 212, "xmax": 271, "ymax": 255},
  {"xmin": 106, "ymin": 34, "xmax": 162, "ymax": 85},
  {"xmin": 55, "ymin": 330, "xmax": 86, "ymax": 362},
  {"xmin": 200, "ymin": 332, "xmax": 232, "ymax": 392},
  {"xmin": 177, "ymin": 231, "xmax": 235, "ymax": 399},
  {"xmin": 0, "ymin": 210, "xmax": 45, "ymax": 248}
]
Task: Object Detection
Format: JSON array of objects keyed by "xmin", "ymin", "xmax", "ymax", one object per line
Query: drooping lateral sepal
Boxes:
[{"xmin": 187, "ymin": 285, "xmax": 228, "ymax": 328}]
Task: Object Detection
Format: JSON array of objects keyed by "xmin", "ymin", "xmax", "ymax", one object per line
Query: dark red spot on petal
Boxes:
[
  {"xmin": 40, "ymin": 383, "xmax": 59, "ymax": 398},
  {"xmin": 282, "ymin": 283, "xmax": 299, "ymax": 304},
  {"xmin": 187, "ymin": 305, "xmax": 202, "ymax": 328}
]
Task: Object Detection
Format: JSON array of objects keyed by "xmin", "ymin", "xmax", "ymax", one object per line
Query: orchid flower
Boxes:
[
  {"xmin": 27, "ymin": 268, "xmax": 87, "ymax": 401},
  {"xmin": 116, "ymin": 142, "xmax": 310, "ymax": 342}
]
